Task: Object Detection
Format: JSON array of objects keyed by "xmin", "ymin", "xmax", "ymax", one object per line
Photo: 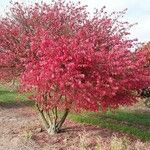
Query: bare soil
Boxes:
[{"xmin": 0, "ymin": 102, "xmax": 150, "ymax": 150}]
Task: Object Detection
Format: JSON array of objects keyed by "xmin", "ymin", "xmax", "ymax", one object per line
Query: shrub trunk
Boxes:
[{"xmin": 36, "ymin": 103, "xmax": 69, "ymax": 135}]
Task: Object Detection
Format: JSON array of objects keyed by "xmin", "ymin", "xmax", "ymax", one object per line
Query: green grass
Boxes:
[
  {"xmin": 0, "ymin": 85, "xmax": 150, "ymax": 141},
  {"xmin": 0, "ymin": 86, "xmax": 33, "ymax": 106},
  {"xmin": 104, "ymin": 110, "xmax": 150, "ymax": 126},
  {"xmin": 69, "ymin": 110, "xmax": 150, "ymax": 141}
]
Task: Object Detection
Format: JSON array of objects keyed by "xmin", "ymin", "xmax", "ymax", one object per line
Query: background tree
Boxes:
[
  {"xmin": 143, "ymin": 42, "xmax": 150, "ymax": 67},
  {"xmin": 0, "ymin": 0, "xmax": 150, "ymax": 134},
  {"xmin": 138, "ymin": 42, "xmax": 150, "ymax": 107}
]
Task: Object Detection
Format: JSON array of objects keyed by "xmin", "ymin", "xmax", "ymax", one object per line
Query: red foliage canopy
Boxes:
[{"xmin": 0, "ymin": 1, "xmax": 150, "ymax": 111}]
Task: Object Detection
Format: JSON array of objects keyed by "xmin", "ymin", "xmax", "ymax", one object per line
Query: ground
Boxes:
[{"xmin": 0, "ymin": 102, "xmax": 150, "ymax": 150}]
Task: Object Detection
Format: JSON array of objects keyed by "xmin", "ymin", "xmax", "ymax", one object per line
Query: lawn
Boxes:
[
  {"xmin": 0, "ymin": 85, "xmax": 33, "ymax": 106},
  {"xmin": 69, "ymin": 110, "xmax": 150, "ymax": 141},
  {"xmin": 0, "ymin": 85, "xmax": 150, "ymax": 141}
]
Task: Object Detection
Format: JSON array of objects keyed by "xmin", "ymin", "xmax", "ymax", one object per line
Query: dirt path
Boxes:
[{"xmin": 0, "ymin": 103, "xmax": 150, "ymax": 150}]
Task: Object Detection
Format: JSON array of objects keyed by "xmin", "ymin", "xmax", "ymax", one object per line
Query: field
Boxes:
[{"xmin": 0, "ymin": 85, "xmax": 150, "ymax": 150}]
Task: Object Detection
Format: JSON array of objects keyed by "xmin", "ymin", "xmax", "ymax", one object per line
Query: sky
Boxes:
[{"xmin": 0, "ymin": 0, "xmax": 150, "ymax": 43}]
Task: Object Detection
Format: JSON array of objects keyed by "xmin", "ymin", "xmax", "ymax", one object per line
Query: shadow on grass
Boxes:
[
  {"xmin": 69, "ymin": 110, "xmax": 150, "ymax": 141},
  {"xmin": 0, "ymin": 90, "xmax": 17, "ymax": 95},
  {"xmin": 0, "ymin": 100, "xmax": 34, "ymax": 109},
  {"xmin": 0, "ymin": 87, "xmax": 34, "ymax": 109}
]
